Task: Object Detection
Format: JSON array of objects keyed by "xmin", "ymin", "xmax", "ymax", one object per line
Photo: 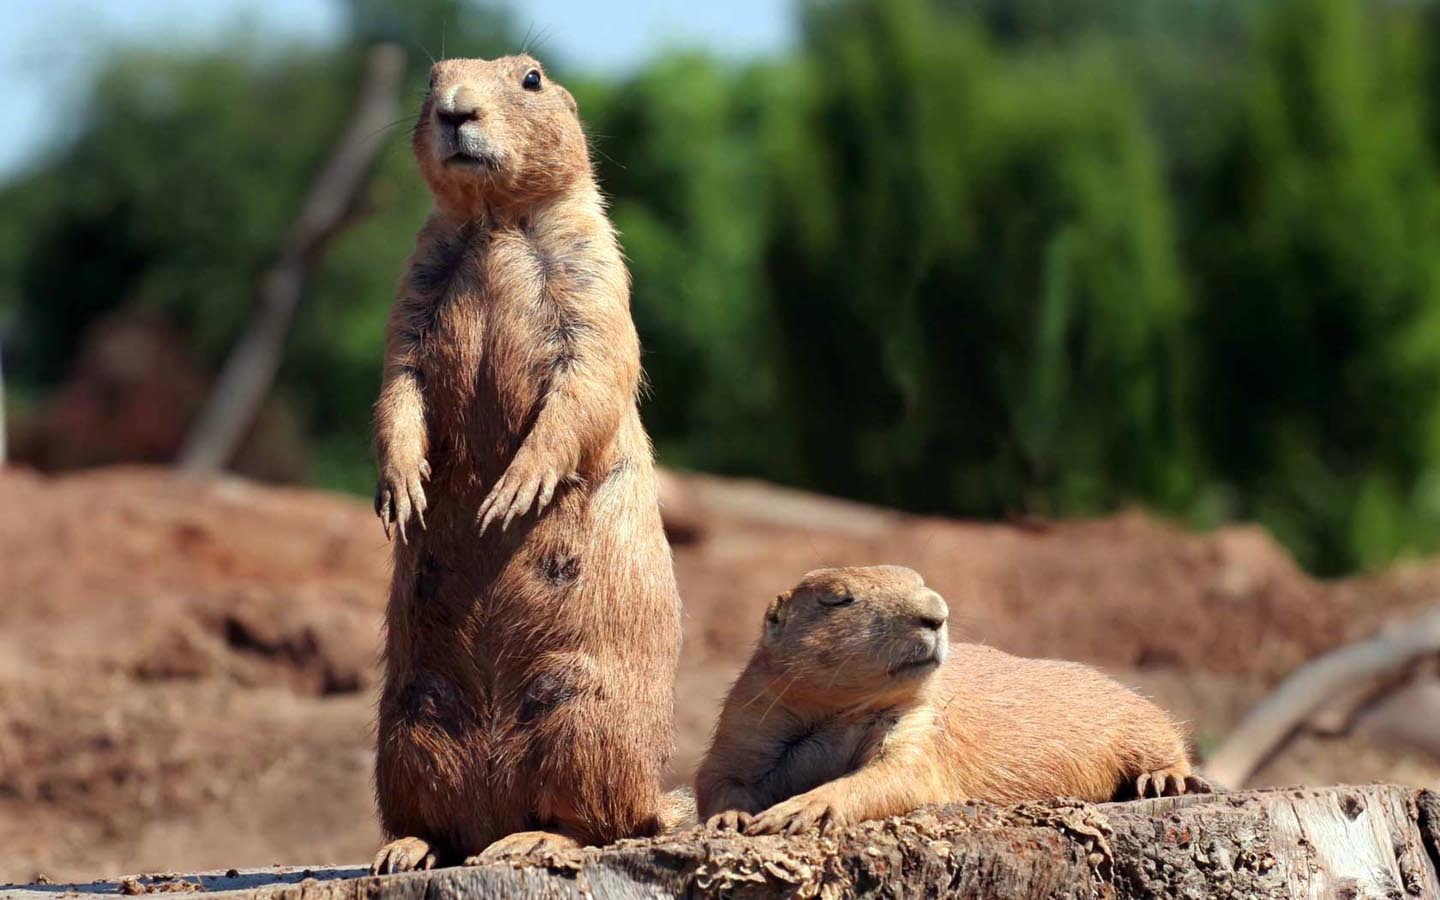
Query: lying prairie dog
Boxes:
[{"xmin": 695, "ymin": 565, "xmax": 1210, "ymax": 835}]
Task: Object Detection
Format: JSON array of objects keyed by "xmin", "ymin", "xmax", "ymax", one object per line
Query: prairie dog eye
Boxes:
[
  {"xmin": 818, "ymin": 592, "xmax": 855, "ymax": 608},
  {"xmin": 522, "ymin": 69, "xmax": 542, "ymax": 91}
]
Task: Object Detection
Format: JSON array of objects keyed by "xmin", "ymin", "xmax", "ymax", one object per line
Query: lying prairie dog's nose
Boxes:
[{"xmin": 915, "ymin": 589, "xmax": 949, "ymax": 631}]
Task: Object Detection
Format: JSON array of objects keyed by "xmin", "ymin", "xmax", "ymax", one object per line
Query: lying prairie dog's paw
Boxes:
[{"xmin": 744, "ymin": 793, "xmax": 845, "ymax": 836}]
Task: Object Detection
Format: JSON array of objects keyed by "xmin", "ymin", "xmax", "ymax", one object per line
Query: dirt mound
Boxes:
[
  {"xmin": 0, "ymin": 468, "xmax": 382, "ymax": 693},
  {"xmin": 0, "ymin": 465, "xmax": 1435, "ymax": 882},
  {"xmin": 667, "ymin": 473, "xmax": 1434, "ymax": 679}
]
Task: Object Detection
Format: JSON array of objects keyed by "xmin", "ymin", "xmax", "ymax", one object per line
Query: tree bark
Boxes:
[
  {"xmin": 177, "ymin": 42, "xmax": 406, "ymax": 474},
  {"xmin": 11, "ymin": 785, "xmax": 1439, "ymax": 899}
]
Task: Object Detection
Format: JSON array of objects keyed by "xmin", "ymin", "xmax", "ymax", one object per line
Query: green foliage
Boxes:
[
  {"xmin": 6, "ymin": 0, "xmax": 1440, "ymax": 572},
  {"xmin": 3, "ymin": 48, "xmax": 358, "ymax": 379},
  {"xmin": 1189, "ymin": 0, "xmax": 1440, "ymax": 571},
  {"xmin": 584, "ymin": 55, "xmax": 791, "ymax": 476},
  {"xmin": 760, "ymin": 0, "xmax": 1192, "ymax": 515}
]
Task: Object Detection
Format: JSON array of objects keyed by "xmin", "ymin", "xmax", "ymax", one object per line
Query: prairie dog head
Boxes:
[
  {"xmin": 760, "ymin": 565, "xmax": 949, "ymax": 707},
  {"xmin": 414, "ymin": 55, "xmax": 589, "ymax": 211}
]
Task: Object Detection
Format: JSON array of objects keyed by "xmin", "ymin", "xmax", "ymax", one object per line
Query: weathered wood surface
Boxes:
[{"xmin": 6, "ymin": 785, "xmax": 1438, "ymax": 899}]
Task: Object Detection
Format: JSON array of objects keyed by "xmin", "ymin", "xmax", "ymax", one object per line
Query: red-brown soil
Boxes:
[{"xmin": 1, "ymin": 465, "xmax": 1436, "ymax": 882}]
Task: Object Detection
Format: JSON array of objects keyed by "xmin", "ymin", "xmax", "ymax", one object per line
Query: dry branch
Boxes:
[
  {"xmin": 1205, "ymin": 604, "xmax": 1440, "ymax": 789},
  {"xmin": 178, "ymin": 43, "xmax": 407, "ymax": 473}
]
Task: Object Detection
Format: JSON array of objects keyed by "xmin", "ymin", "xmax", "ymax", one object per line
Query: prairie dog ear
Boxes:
[{"xmin": 764, "ymin": 590, "xmax": 793, "ymax": 640}]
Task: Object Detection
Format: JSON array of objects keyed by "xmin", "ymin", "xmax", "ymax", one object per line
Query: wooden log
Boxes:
[{"xmin": 6, "ymin": 785, "xmax": 1437, "ymax": 899}]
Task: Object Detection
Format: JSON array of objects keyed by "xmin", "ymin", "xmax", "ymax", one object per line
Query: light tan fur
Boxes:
[
  {"xmin": 370, "ymin": 56, "xmax": 680, "ymax": 873},
  {"xmin": 696, "ymin": 566, "xmax": 1207, "ymax": 835}
]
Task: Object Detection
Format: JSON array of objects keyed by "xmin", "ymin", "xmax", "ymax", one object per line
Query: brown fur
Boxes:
[
  {"xmin": 695, "ymin": 566, "xmax": 1207, "ymax": 835},
  {"xmin": 369, "ymin": 56, "xmax": 680, "ymax": 872}
]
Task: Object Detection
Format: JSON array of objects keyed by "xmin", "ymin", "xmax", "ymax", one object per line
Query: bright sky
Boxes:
[{"xmin": 0, "ymin": 0, "xmax": 795, "ymax": 178}]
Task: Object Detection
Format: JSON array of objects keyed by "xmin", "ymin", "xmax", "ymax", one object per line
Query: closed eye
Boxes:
[{"xmin": 818, "ymin": 593, "xmax": 855, "ymax": 608}]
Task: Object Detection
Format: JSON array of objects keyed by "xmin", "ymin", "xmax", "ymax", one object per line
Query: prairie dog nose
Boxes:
[
  {"xmin": 437, "ymin": 85, "xmax": 485, "ymax": 127},
  {"xmin": 914, "ymin": 589, "xmax": 949, "ymax": 632}
]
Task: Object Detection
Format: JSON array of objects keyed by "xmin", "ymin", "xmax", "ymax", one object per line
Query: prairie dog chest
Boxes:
[
  {"xmin": 759, "ymin": 712, "xmax": 895, "ymax": 804},
  {"xmin": 414, "ymin": 225, "xmax": 555, "ymax": 424}
]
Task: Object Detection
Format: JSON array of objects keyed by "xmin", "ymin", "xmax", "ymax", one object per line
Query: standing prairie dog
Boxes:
[
  {"xmin": 696, "ymin": 566, "xmax": 1209, "ymax": 835},
  {"xmin": 370, "ymin": 55, "xmax": 681, "ymax": 872}
]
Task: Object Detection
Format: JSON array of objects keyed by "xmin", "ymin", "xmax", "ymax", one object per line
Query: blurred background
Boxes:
[{"xmin": 3, "ymin": 0, "xmax": 1440, "ymax": 885}]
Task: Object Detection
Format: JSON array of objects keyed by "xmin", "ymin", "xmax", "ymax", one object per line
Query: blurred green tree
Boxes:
[
  {"xmin": 4, "ymin": 49, "xmax": 355, "ymax": 380},
  {"xmin": 6, "ymin": 0, "xmax": 1440, "ymax": 574},
  {"xmin": 583, "ymin": 55, "xmax": 796, "ymax": 477},
  {"xmin": 760, "ymin": 0, "xmax": 1194, "ymax": 516},
  {"xmin": 1189, "ymin": 0, "xmax": 1440, "ymax": 572}
]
